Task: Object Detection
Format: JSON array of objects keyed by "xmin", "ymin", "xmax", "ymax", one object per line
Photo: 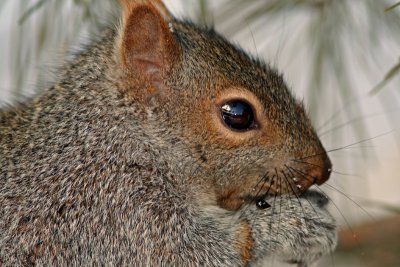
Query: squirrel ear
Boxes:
[
  {"xmin": 147, "ymin": 0, "xmax": 174, "ymax": 21},
  {"xmin": 119, "ymin": 0, "xmax": 179, "ymax": 84}
]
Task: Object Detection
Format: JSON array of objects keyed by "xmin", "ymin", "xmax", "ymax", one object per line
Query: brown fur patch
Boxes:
[
  {"xmin": 234, "ymin": 220, "xmax": 254, "ymax": 265},
  {"xmin": 216, "ymin": 189, "xmax": 244, "ymax": 211},
  {"xmin": 216, "ymin": 177, "xmax": 280, "ymax": 211}
]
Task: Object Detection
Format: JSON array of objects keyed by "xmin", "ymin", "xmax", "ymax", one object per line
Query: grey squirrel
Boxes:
[{"xmin": 0, "ymin": 0, "xmax": 337, "ymax": 266}]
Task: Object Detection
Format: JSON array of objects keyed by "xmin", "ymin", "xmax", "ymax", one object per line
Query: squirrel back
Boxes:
[{"xmin": 0, "ymin": 1, "xmax": 336, "ymax": 266}]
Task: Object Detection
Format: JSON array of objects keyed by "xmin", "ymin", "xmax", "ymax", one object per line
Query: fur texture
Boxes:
[{"xmin": 0, "ymin": 1, "xmax": 336, "ymax": 266}]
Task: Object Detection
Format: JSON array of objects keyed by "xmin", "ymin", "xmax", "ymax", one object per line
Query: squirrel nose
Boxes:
[{"xmin": 308, "ymin": 154, "xmax": 332, "ymax": 186}]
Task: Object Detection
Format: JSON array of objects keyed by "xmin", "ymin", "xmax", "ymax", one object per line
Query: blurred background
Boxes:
[{"xmin": 0, "ymin": 0, "xmax": 399, "ymax": 266}]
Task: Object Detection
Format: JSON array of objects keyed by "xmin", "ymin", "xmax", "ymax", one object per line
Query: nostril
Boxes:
[
  {"xmin": 307, "ymin": 162, "xmax": 331, "ymax": 186},
  {"xmin": 311, "ymin": 175, "xmax": 318, "ymax": 184},
  {"xmin": 309, "ymin": 154, "xmax": 332, "ymax": 186},
  {"xmin": 315, "ymin": 164, "xmax": 332, "ymax": 185}
]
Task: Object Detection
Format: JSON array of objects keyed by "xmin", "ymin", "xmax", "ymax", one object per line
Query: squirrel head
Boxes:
[{"xmin": 116, "ymin": 0, "xmax": 332, "ymax": 211}]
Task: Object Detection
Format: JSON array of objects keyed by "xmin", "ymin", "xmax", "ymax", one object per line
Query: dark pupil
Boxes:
[
  {"xmin": 256, "ymin": 199, "xmax": 271, "ymax": 209},
  {"xmin": 220, "ymin": 100, "xmax": 254, "ymax": 130}
]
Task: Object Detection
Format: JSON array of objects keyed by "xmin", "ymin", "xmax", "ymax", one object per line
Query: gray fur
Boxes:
[
  {"xmin": 248, "ymin": 191, "xmax": 337, "ymax": 266},
  {"xmin": 0, "ymin": 3, "xmax": 336, "ymax": 266}
]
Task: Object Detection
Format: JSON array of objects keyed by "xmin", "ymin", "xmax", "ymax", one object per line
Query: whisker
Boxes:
[
  {"xmin": 275, "ymin": 169, "xmax": 282, "ymax": 233},
  {"xmin": 275, "ymin": 182, "xmax": 283, "ymax": 261},
  {"xmin": 324, "ymin": 131, "xmax": 393, "ymax": 154},
  {"xmin": 318, "ymin": 108, "xmax": 400, "ymax": 137},
  {"xmin": 323, "ymin": 183, "xmax": 375, "ymax": 221},
  {"xmin": 281, "ymin": 170, "xmax": 294, "ymax": 207},
  {"xmin": 285, "ymin": 165, "xmax": 313, "ymax": 189},
  {"xmin": 267, "ymin": 175, "xmax": 279, "ymax": 261},
  {"xmin": 295, "ymin": 130, "xmax": 394, "ymax": 161},
  {"xmin": 291, "ymin": 158, "xmax": 359, "ymax": 177},
  {"xmin": 333, "ymin": 145, "xmax": 375, "ymax": 150},
  {"xmin": 282, "ymin": 167, "xmax": 297, "ymax": 196},
  {"xmin": 253, "ymin": 172, "xmax": 270, "ymax": 199},
  {"xmin": 316, "ymin": 94, "xmax": 368, "ymax": 132},
  {"xmin": 314, "ymin": 185, "xmax": 364, "ymax": 255},
  {"xmin": 284, "ymin": 166, "xmax": 323, "ymax": 220},
  {"xmin": 329, "ymin": 170, "xmax": 358, "ymax": 177},
  {"xmin": 287, "ymin": 166, "xmax": 363, "ymax": 246},
  {"xmin": 281, "ymin": 168, "xmax": 342, "ymax": 266},
  {"xmin": 282, "ymin": 168, "xmax": 303, "ymax": 210},
  {"xmin": 284, "ymin": 166, "xmax": 321, "ymax": 217},
  {"xmin": 282, "ymin": 167, "xmax": 327, "ymax": 248},
  {"xmin": 288, "ymin": 166, "xmax": 374, "ymax": 221},
  {"xmin": 245, "ymin": 172, "xmax": 271, "ymax": 221},
  {"xmin": 245, "ymin": 20, "xmax": 260, "ymax": 60},
  {"xmin": 262, "ymin": 176, "xmax": 274, "ymax": 199}
]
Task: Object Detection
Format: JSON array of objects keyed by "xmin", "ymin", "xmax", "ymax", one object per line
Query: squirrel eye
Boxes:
[
  {"xmin": 256, "ymin": 199, "xmax": 271, "ymax": 209},
  {"xmin": 220, "ymin": 100, "xmax": 255, "ymax": 130}
]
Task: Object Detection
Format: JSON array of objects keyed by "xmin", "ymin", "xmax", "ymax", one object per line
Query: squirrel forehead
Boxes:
[
  {"xmin": 170, "ymin": 20, "xmax": 309, "ymax": 131},
  {"xmin": 172, "ymin": 20, "xmax": 293, "ymax": 96}
]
